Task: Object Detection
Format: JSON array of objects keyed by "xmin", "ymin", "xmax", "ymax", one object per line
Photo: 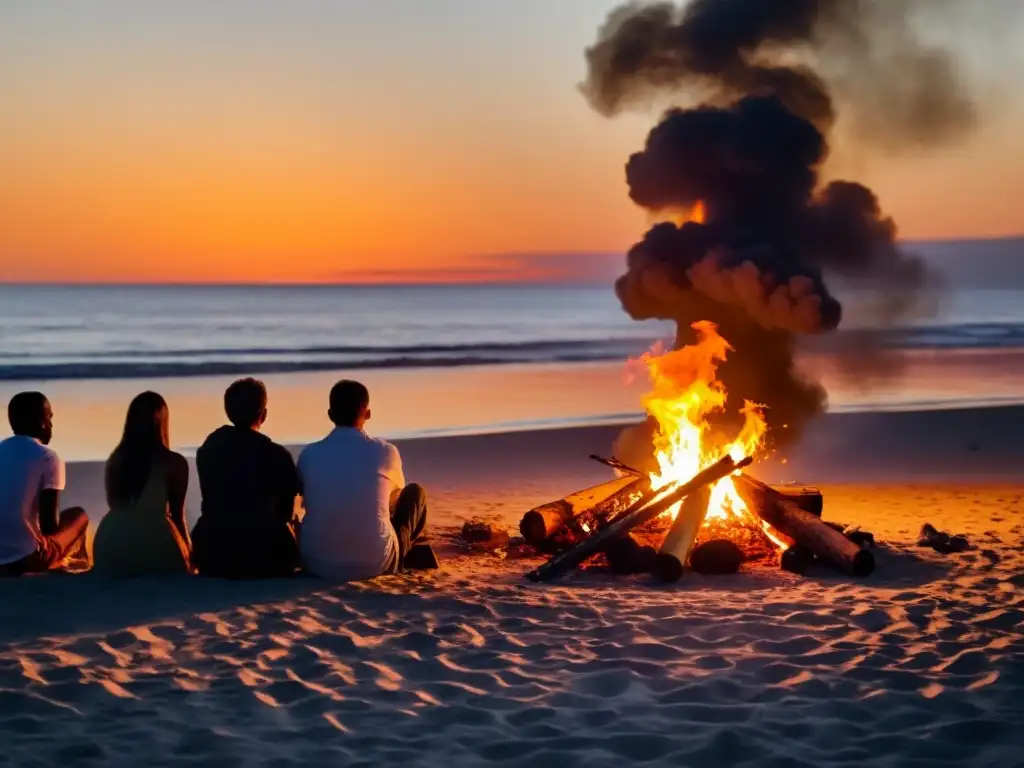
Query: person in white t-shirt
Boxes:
[
  {"xmin": 0, "ymin": 392, "xmax": 89, "ymax": 576},
  {"xmin": 297, "ymin": 380, "xmax": 428, "ymax": 582}
]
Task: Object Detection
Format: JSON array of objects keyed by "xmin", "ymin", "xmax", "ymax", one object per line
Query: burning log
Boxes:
[
  {"xmin": 526, "ymin": 454, "xmax": 751, "ymax": 582},
  {"xmin": 564, "ymin": 475, "xmax": 654, "ymax": 539},
  {"xmin": 734, "ymin": 474, "xmax": 875, "ymax": 577},
  {"xmin": 652, "ymin": 487, "xmax": 711, "ymax": 582},
  {"xmin": 519, "ymin": 475, "xmax": 646, "ymax": 545}
]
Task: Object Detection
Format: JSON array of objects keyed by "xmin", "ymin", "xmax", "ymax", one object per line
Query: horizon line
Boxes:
[
  {"xmin": 0, "ymin": 278, "xmax": 613, "ymax": 289},
  {"xmin": 1, "ymin": 234, "xmax": 1021, "ymax": 288}
]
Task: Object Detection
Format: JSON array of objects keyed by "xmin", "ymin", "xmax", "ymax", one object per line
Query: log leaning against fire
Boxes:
[
  {"xmin": 519, "ymin": 474, "xmax": 653, "ymax": 545},
  {"xmin": 590, "ymin": 453, "xmax": 825, "ymax": 519},
  {"xmin": 525, "ymin": 454, "xmax": 752, "ymax": 582},
  {"xmin": 771, "ymin": 486, "xmax": 823, "ymax": 517},
  {"xmin": 652, "ymin": 487, "xmax": 712, "ymax": 583},
  {"xmin": 733, "ymin": 474, "xmax": 875, "ymax": 577}
]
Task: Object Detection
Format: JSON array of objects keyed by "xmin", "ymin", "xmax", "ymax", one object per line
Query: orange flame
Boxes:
[
  {"xmin": 691, "ymin": 200, "xmax": 706, "ymax": 224},
  {"xmin": 638, "ymin": 321, "xmax": 786, "ymax": 548},
  {"xmin": 667, "ymin": 200, "xmax": 706, "ymax": 227}
]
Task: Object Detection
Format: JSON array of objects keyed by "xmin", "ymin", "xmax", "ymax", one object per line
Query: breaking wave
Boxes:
[{"xmin": 1, "ymin": 324, "xmax": 1023, "ymax": 381}]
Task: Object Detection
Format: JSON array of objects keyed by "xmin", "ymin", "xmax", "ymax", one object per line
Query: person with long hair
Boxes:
[{"xmin": 92, "ymin": 391, "xmax": 191, "ymax": 576}]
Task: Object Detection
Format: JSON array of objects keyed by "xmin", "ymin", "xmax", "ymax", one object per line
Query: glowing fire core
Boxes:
[{"xmin": 637, "ymin": 320, "xmax": 788, "ymax": 551}]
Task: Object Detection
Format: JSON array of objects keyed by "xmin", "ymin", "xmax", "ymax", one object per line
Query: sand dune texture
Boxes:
[{"xmin": 1, "ymin": 408, "xmax": 1022, "ymax": 767}]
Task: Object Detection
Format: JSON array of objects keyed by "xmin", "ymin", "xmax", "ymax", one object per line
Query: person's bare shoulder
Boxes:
[{"xmin": 167, "ymin": 450, "xmax": 189, "ymax": 474}]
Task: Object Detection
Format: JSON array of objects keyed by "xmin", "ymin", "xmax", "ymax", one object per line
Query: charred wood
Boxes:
[
  {"xmin": 779, "ymin": 544, "xmax": 816, "ymax": 574},
  {"xmin": 688, "ymin": 539, "xmax": 744, "ymax": 575},
  {"xmin": 526, "ymin": 454, "xmax": 751, "ymax": 582},
  {"xmin": 606, "ymin": 535, "xmax": 657, "ymax": 574},
  {"xmin": 774, "ymin": 486, "xmax": 823, "ymax": 517},
  {"xmin": 519, "ymin": 475, "xmax": 645, "ymax": 545},
  {"xmin": 735, "ymin": 474, "xmax": 874, "ymax": 577}
]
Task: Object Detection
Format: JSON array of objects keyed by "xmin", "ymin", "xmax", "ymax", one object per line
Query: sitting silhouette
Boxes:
[
  {"xmin": 93, "ymin": 392, "xmax": 191, "ymax": 577},
  {"xmin": 298, "ymin": 379, "xmax": 436, "ymax": 582},
  {"xmin": 0, "ymin": 392, "xmax": 89, "ymax": 576},
  {"xmin": 191, "ymin": 378, "xmax": 300, "ymax": 578}
]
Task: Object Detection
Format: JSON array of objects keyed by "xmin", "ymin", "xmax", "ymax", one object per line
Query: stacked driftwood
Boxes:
[
  {"xmin": 733, "ymin": 474, "xmax": 875, "ymax": 577},
  {"xmin": 521, "ymin": 455, "xmax": 875, "ymax": 582}
]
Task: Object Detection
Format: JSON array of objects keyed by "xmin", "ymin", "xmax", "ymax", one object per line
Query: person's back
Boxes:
[
  {"xmin": 298, "ymin": 379, "xmax": 429, "ymax": 582},
  {"xmin": 299, "ymin": 428, "xmax": 403, "ymax": 581},
  {"xmin": 0, "ymin": 435, "xmax": 60, "ymax": 566},
  {"xmin": 192, "ymin": 379, "xmax": 299, "ymax": 578},
  {"xmin": 93, "ymin": 391, "xmax": 190, "ymax": 577},
  {"xmin": 197, "ymin": 425, "xmax": 296, "ymax": 526},
  {"xmin": 0, "ymin": 392, "xmax": 89, "ymax": 576}
]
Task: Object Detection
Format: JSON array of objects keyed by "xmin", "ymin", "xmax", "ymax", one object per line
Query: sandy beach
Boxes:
[
  {"xmin": 3, "ymin": 0, "xmax": 1023, "ymax": 761},
  {"xmin": 0, "ymin": 405, "xmax": 1020, "ymax": 766}
]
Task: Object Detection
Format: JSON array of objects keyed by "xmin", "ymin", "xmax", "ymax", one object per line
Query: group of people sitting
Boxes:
[{"xmin": 0, "ymin": 378, "xmax": 432, "ymax": 581}]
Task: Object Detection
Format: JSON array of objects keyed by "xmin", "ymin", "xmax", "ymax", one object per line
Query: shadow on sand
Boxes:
[
  {"xmin": 514, "ymin": 540, "xmax": 955, "ymax": 595},
  {"xmin": 0, "ymin": 574, "xmax": 328, "ymax": 644}
]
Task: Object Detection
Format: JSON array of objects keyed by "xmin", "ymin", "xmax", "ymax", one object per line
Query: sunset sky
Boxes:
[{"xmin": 1, "ymin": 0, "xmax": 1022, "ymax": 284}]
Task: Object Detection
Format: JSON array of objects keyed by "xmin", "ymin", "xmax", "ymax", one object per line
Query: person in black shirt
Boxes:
[{"xmin": 191, "ymin": 378, "xmax": 300, "ymax": 578}]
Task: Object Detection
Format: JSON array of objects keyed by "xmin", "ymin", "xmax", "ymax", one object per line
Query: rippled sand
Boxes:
[{"xmin": 1, "ymin": 408, "xmax": 1022, "ymax": 766}]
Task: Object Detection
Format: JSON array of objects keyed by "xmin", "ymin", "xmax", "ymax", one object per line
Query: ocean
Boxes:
[
  {"xmin": 0, "ymin": 284, "xmax": 664, "ymax": 381},
  {"xmin": 2, "ymin": 283, "xmax": 1024, "ymax": 381},
  {"xmin": 1, "ymin": 282, "xmax": 1023, "ymax": 459}
]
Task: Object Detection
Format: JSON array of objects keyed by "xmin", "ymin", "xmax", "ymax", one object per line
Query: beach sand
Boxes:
[{"xmin": 1, "ymin": 407, "xmax": 1022, "ymax": 766}]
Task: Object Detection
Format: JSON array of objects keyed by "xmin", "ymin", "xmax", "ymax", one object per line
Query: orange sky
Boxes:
[{"xmin": 1, "ymin": 2, "xmax": 1022, "ymax": 284}]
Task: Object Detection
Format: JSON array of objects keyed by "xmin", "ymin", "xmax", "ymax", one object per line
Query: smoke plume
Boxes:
[
  {"xmin": 588, "ymin": 0, "xmax": 978, "ymax": 457},
  {"xmin": 583, "ymin": 0, "xmax": 975, "ymax": 146}
]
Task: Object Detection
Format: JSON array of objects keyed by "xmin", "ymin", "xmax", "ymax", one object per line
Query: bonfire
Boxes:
[{"xmin": 519, "ymin": 319, "xmax": 874, "ymax": 583}]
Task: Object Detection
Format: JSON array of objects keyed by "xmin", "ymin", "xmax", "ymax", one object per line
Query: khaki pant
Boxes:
[{"xmin": 0, "ymin": 508, "xmax": 89, "ymax": 577}]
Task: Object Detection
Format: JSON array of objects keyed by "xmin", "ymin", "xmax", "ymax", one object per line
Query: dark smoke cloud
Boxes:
[
  {"xmin": 587, "ymin": 0, "xmax": 977, "ymax": 457},
  {"xmin": 583, "ymin": 0, "xmax": 976, "ymax": 147}
]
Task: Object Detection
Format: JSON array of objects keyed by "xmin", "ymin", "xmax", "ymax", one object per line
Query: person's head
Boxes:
[
  {"xmin": 109, "ymin": 391, "xmax": 170, "ymax": 502},
  {"xmin": 225, "ymin": 378, "xmax": 268, "ymax": 430},
  {"xmin": 120, "ymin": 391, "xmax": 170, "ymax": 451},
  {"xmin": 329, "ymin": 380, "xmax": 370, "ymax": 429},
  {"xmin": 8, "ymin": 391, "xmax": 53, "ymax": 444}
]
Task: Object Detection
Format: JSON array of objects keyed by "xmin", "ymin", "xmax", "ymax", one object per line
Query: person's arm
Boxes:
[
  {"xmin": 275, "ymin": 447, "xmax": 301, "ymax": 523},
  {"xmin": 37, "ymin": 449, "xmax": 66, "ymax": 536},
  {"xmin": 295, "ymin": 449, "xmax": 305, "ymax": 498},
  {"xmin": 167, "ymin": 452, "xmax": 191, "ymax": 544},
  {"xmin": 38, "ymin": 490, "xmax": 60, "ymax": 536},
  {"xmin": 386, "ymin": 443, "xmax": 406, "ymax": 512},
  {"xmin": 103, "ymin": 459, "xmax": 116, "ymax": 509},
  {"xmin": 294, "ymin": 449, "xmax": 308, "ymax": 521}
]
